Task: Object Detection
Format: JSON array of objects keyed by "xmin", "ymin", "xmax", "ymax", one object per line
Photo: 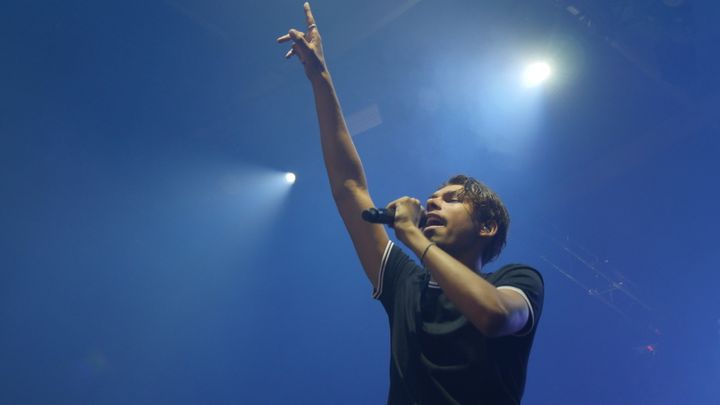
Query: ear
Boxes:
[{"xmin": 478, "ymin": 220, "xmax": 498, "ymax": 238}]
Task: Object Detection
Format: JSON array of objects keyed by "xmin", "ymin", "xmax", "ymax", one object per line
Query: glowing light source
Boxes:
[
  {"xmin": 522, "ymin": 62, "xmax": 551, "ymax": 87},
  {"xmin": 285, "ymin": 172, "xmax": 296, "ymax": 184}
]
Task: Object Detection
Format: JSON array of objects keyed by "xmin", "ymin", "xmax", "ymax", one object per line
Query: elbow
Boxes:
[
  {"xmin": 472, "ymin": 308, "xmax": 510, "ymax": 338},
  {"xmin": 331, "ymin": 180, "xmax": 367, "ymax": 201}
]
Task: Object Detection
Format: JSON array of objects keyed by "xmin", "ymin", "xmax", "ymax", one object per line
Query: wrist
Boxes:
[
  {"xmin": 396, "ymin": 224, "xmax": 428, "ymax": 252},
  {"xmin": 420, "ymin": 242, "xmax": 437, "ymax": 266}
]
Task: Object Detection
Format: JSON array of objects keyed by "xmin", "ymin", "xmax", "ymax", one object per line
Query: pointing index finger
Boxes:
[{"xmin": 304, "ymin": 2, "xmax": 316, "ymax": 27}]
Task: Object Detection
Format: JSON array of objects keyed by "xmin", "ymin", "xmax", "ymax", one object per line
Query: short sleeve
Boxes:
[
  {"xmin": 494, "ymin": 265, "xmax": 544, "ymax": 336},
  {"xmin": 372, "ymin": 241, "xmax": 423, "ymax": 312}
]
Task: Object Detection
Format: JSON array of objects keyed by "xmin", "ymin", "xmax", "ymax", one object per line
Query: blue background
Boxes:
[{"xmin": 2, "ymin": 0, "xmax": 719, "ymax": 404}]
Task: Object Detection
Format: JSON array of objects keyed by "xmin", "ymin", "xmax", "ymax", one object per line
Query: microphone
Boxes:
[{"xmin": 361, "ymin": 208, "xmax": 427, "ymax": 228}]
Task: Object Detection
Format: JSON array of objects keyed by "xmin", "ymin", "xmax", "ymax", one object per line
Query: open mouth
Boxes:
[{"xmin": 423, "ymin": 214, "xmax": 446, "ymax": 229}]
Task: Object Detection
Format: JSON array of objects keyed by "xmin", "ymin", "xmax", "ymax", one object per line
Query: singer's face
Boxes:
[{"xmin": 423, "ymin": 184, "xmax": 480, "ymax": 250}]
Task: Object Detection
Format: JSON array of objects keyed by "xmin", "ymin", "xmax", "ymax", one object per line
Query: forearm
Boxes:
[
  {"xmin": 310, "ymin": 72, "xmax": 368, "ymax": 197},
  {"xmin": 400, "ymin": 227, "xmax": 509, "ymax": 335}
]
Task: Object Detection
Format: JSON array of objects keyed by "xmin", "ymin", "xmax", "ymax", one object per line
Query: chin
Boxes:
[
  {"xmin": 423, "ymin": 232, "xmax": 442, "ymax": 245},
  {"xmin": 423, "ymin": 226, "xmax": 445, "ymax": 239}
]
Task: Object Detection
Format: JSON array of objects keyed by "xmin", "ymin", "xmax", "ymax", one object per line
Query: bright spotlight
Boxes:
[
  {"xmin": 285, "ymin": 172, "xmax": 296, "ymax": 184},
  {"xmin": 523, "ymin": 62, "xmax": 551, "ymax": 87}
]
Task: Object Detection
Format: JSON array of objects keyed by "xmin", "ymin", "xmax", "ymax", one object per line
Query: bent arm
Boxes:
[{"xmin": 398, "ymin": 225, "xmax": 530, "ymax": 337}]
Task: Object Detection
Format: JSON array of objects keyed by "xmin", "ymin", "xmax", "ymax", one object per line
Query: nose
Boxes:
[{"xmin": 426, "ymin": 196, "xmax": 440, "ymax": 212}]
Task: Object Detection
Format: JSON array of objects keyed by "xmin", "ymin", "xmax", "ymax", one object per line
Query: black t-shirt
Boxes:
[{"xmin": 373, "ymin": 242, "xmax": 544, "ymax": 405}]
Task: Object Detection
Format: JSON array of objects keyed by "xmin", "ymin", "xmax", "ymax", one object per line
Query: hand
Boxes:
[
  {"xmin": 277, "ymin": 2, "xmax": 327, "ymax": 80},
  {"xmin": 386, "ymin": 196, "xmax": 426, "ymax": 232}
]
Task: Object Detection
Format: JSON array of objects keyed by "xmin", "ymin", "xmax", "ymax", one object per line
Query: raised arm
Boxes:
[{"xmin": 277, "ymin": 3, "xmax": 389, "ymax": 288}]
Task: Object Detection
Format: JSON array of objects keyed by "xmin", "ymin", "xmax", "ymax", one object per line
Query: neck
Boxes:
[
  {"xmin": 433, "ymin": 243, "xmax": 484, "ymax": 274},
  {"xmin": 457, "ymin": 250, "xmax": 483, "ymax": 273},
  {"xmin": 428, "ymin": 249, "xmax": 483, "ymax": 284}
]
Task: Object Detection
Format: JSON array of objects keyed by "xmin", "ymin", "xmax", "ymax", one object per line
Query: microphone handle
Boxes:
[
  {"xmin": 361, "ymin": 208, "xmax": 427, "ymax": 228},
  {"xmin": 361, "ymin": 208, "xmax": 395, "ymax": 224}
]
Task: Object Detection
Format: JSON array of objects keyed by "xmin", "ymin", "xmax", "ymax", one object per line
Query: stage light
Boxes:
[
  {"xmin": 285, "ymin": 172, "xmax": 296, "ymax": 184},
  {"xmin": 216, "ymin": 165, "xmax": 296, "ymax": 259},
  {"xmin": 523, "ymin": 62, "xmax": 551, "ymax": 87}
]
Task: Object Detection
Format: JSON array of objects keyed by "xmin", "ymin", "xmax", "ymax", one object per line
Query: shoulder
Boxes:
[
  {"xmin": 490, "ymin": 264, "xmax": 545, "ymax": 336},
  {"xmin": 489, "ymin": 264, "xmax": 543, "ymax": 286},
  {"xmin": 385, "ymin": 241, "xmax": 425, "ymax": 273},
  {"xmin": 487, "ymin": 264, "xmax": 544, "ymax": 314},
  {"xmin": 372, "ymin": 241, "xmax": 425, "ymax": 300}
]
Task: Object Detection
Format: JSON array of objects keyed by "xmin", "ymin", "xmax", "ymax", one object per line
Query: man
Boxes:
[{"xmin": 278, "ymin": 4, "xmax": 543, "ymax": 404}]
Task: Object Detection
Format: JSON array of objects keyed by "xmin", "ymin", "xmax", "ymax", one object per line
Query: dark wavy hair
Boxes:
[{"xmin": 440, "ymin": 175, "xmax": 510, "ymax": 265}]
